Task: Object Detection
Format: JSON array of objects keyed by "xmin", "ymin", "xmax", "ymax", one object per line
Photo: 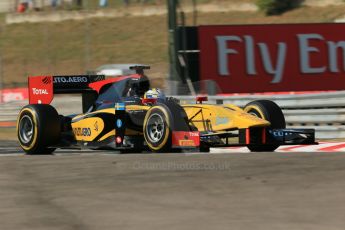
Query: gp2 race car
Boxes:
[{"xmin": 17, "ymin": 66, "xmax": 316, "ymax": 154}]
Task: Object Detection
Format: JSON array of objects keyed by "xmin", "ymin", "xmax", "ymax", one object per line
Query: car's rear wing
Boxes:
[{"xmin": 28, "ymin": 75, "xmax": 105, "ymax": 112}]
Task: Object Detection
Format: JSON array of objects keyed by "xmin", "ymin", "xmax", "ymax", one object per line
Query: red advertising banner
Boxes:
[
  {"xmin": 199, "ymin": 23, "xmax": 345, "ymax": 93},
  {"xmin": 0, "ymin": 88, "xmax": 28, "ymax": 103}
]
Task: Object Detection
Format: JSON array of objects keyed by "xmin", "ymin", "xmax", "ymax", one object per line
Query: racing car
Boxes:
[{"xmin": 16, "ymin": 65, "xmax": 316, "ymax": 154}]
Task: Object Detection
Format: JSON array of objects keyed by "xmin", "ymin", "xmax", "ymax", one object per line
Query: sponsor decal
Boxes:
[
  {"xmin": 269, "ymin": 130, "xmax": 294, "ymax": 137},
  {"xmin": 32, "ymin": 88, "xmax": 48, "ymax": 95},
  {"xmin": 116, "ymin": 119, "xmax": 123, "ymax": 128},
  {"xmin": 94, "ymin": 121, "xmax": 99, "ymax": 131},
  {"xmin": 115, "ymin": 103, "xmax": 126, "ymax": 111},
  {"xmin": 189, "ymin": 132, "xmax": 199, "ymax": 137},
  {"xmin": 216, "ymin": 117, "xmax": 229, "ymax": 125},
  {"xmin": 172, "ymin": 131, "xmax": 200, "ymax": 147},
  {"xmin": 178, "ymin": 139, "xmax": 197, "ymax": 146},
  {"xmin": 73, "ymin": 127, "xmax": 92, "ymax": 137},
  {"xmin": 42, "ymin": 77, "xmax": 52, "ymax": 84},
  {"xmin": 53, "ymin": 76, "xmax": 88, "ymax": 84}
]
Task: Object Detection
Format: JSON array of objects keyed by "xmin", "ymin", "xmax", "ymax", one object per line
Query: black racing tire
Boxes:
[
  {"xmin": 17, "ymin": 104, "xmax": 61, "ymax": 155},
  {"xmin": 143, "ymin": 98, "xmax": 191, "ymax": 153},
  {"xmin": 164, "ymin": 97, "xmax": 190, "ymax": 131},
  {"xmin": 199, "ymin": 143, "xmax": 210, "ymax": 153},
  {"xmin": 143, "ymin": 104, "xmax": 173, "ymax": 152},
  {"xmin": 244, "ymin": 100, "xmax": 286, "ymax": 152}
]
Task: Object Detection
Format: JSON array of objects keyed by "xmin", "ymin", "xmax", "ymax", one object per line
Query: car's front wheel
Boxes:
[
  {"xmin": 244, "ymin": 100, "xmax": 286, "ymax": 152},
  {"xmin": 143, "ymin": 105, "xmax": 172, "ymax": 152}
]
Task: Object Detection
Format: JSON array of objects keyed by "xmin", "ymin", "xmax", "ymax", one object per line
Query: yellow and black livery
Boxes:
[{"xmin": 17, "ymin": 66, "xmax": 316, "ymax": 155}]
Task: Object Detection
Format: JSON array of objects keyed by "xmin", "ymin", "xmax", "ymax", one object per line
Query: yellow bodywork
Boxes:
[
  {"xmin": 182, "ymin": 104, "xmax": 270, "ymax": 132},
  {"xmin": 71, "ymin": 106, "xmax": 147, "ymax": 142},
  {"xmin": 71, "ymin": 117, "xmax": 104, "ymax": 142},
  {"xmin": 71, "ymin": 103, "xmax": 270, "ymax": 142}
]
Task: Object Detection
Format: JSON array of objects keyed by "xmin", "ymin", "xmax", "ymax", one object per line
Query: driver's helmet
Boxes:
[{"xmin": 144, "ymin": 88, "xmax": 166, "ymax": 101}]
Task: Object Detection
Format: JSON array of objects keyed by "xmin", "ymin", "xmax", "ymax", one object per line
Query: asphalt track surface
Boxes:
[{"xmin": 1, "ymin": 141, "xmax": 345, "ymax": 230}]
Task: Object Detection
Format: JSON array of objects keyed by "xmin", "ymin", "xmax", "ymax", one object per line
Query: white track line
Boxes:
[{"xmin": 209, "ymin": 142, "xmax": 345, "ymax": 153}]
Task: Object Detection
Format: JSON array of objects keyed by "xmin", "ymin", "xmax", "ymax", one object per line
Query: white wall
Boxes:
[{"xmin": 0, "ymin": 0, "xmax": 12, "ymax": 13}]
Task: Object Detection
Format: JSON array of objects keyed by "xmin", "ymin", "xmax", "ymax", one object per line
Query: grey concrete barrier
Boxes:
[{"xmin": 175, "ymin": 91, "xmax": 345, "ymax": 108}]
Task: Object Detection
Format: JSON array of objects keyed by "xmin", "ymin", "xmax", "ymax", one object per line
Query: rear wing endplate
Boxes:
[{"xmin": 28, "ymin": 75, "xmax": 105, "ymax": 105}]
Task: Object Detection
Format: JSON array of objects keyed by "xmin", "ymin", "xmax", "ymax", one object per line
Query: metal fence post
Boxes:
[{"xmin": 167, "ymin": 0, "xmax": 179, "ymax": 94}]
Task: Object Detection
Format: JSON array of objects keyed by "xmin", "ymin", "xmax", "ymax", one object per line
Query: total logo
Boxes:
[
  {"xmin": 189, "ymin": 132, "xmax": 199, "ymax": 137},
  {"xmin": 32, "ymin": 88, "xmax": 49, "ymax": 95},
  {"xmin": 53, "ymin": 76, "xmax": 88, "ymax": 84}
]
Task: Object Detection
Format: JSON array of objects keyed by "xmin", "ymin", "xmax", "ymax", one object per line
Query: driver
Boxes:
[{"xmin": 143, "ymin": 88, "xmax": 166, "ymax": 103}]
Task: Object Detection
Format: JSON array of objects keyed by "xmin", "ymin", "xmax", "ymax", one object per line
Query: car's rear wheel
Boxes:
[
  {"xmin": 244, "ymin": 100, "xmax": 286, "ymax": 152},
  {"xmin": 17, "ymin": 104, "xmax": 61, "ymax": 155}
]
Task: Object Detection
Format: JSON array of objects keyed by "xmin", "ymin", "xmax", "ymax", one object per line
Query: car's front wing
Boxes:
[{"xmin": 200, "ymin": 128, "xmax": 317, "ymax": 148}]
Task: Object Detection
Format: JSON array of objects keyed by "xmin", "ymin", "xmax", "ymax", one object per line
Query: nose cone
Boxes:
[
  {"xmin": 183, "ymin": 105, "xmax": 271, "ymax": 132},
  {"xmin": 234, "ymin": 112, "xmax": 271, "ymax": 129}
]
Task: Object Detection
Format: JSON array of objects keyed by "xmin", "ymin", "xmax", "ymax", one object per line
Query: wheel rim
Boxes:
[
  {"xmin": 19, "ymin": 115, "xmax": 34, "ymax": 144},
  {"xmin": 146, "ymin": 113, "xmax": 165, "ymax": 143}
]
